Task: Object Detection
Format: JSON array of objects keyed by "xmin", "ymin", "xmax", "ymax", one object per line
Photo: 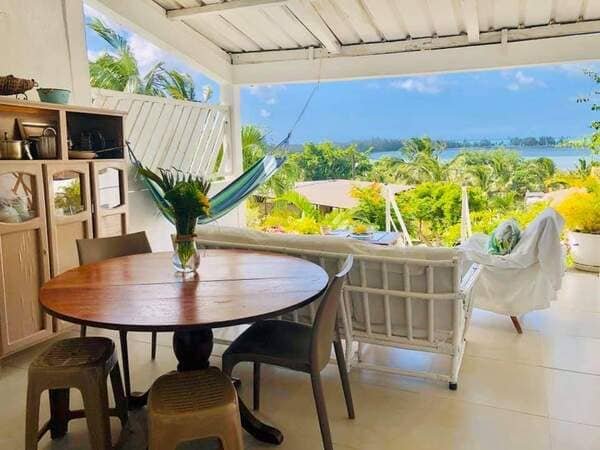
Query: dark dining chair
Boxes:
[
  {"xmin": 76, "ymin": 231, "xmax": 154, "ymax": 398},
  {"xmin": 222, "ymin": 255, "xmax": 355, "ymax": 450}
]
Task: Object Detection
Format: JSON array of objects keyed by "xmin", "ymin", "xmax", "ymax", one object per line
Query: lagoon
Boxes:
[{"xmin": 370, "ymin": 146, "xmax": 594, "ymax": 171}]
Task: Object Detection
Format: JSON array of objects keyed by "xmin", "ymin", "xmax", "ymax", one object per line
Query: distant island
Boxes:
[
  {"xmin": 280, "ymin": 136, "xmax": 575, "ymax": 154},
  {"xmin": 350, "ymin": 136, "xmax": 571, "ymax": 153}
]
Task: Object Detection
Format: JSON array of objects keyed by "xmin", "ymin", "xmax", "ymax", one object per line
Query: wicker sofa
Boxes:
[{"xmin": 196, "ymin": 225, "xmax": 479, "ymax": 389}]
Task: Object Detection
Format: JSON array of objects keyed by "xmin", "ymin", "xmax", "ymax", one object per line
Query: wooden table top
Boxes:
[{"xmin": 40, "ymin": 249, "xmax": 329, "ymax": 332}]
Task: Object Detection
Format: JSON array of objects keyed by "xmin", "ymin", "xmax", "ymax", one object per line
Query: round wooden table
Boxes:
[{"xmin": 40, "ymin": 249, "xmax": 329, "ymax": 445}]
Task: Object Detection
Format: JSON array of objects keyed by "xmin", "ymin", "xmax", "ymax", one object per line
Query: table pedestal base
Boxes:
[
  {"xmin": 172, "ymin": 329, "xmax": 283, "ymax": 445},
  {"xmin": 173, "ymin": 328, "xmax": 214, "ymax": 371}
]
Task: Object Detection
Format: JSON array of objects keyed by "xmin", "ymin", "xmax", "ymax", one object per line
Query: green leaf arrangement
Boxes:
[{"xmin": 136, "ymin": 165, "xmax": 211, "ymax": 266}]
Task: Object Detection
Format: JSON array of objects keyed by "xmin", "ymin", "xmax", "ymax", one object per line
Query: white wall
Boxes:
[
  {"xmin": 128, "ymin": 179, "xmax": 245, "ymax": 252},
  {"xmin": 0, "ymin": 0, "xmax": 91, "ymax": 105}
]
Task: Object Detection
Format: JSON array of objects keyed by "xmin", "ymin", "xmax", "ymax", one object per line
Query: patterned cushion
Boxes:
[{"xmin": 488, "ymin": 219, "xmax": 521, "ymax": 255}]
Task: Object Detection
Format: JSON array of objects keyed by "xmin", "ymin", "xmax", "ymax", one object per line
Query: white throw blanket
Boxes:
[{"xmin": 458, "ymin": 207, "xmax": 565, "ymax": 316}]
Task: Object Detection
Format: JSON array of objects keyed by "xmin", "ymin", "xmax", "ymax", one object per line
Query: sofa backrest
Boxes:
[{"xmin": 196, "ymin": 225, "xmax": 465, "ymax": 347}]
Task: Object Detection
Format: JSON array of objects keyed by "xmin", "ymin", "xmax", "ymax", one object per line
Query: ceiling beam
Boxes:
[
  {"xmin": 461, "ymin": 0, "xmax": 480, "ymax": 43},
  {"xmin": 232, "ymin": 19, "xmax": 600, "ymax": 65},
  {"xmin": 90, "ymin": 0, "xmax": 232, "ymax": 83},
  {"xmin": 288, "ymin": 0, "xmax": 342, "ymax": 53},
  {"xmin": 231, "ymin": 27, "xmax": 600, "ymax": 84},
  {"xmin": 167, "ymin": 0, "xmax": 291, "ymax": 20}
]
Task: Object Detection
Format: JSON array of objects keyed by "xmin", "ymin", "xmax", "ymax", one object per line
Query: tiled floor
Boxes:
[{"xmin": 1, "ymin": 270, "xmax": 599, "ymax": 450}]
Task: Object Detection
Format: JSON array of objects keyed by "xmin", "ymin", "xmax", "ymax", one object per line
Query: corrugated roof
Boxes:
[{"xmin": 153, "ymin": 0, "xmax": 600, "ymax": 58}]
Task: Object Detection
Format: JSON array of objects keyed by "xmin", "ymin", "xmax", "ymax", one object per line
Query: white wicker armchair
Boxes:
[{"xmin": 196, "ymin": 226, "xmax": 480, "ymax": 389}]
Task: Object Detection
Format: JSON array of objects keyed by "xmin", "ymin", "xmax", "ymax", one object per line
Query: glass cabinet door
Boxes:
[
  {"xmin": 0, "ymin": 172, "xmax": 38, "ymax": 223},
  {"xmin": 52, "ymin": 171, "xmax": 85, "ymax": 216},
  {"xmin": 97, "ymin": 167, "xmax": 123, "ymax": 209},
  {"xmin": 91, "ymin": 162, "xmax": 128, "ymax": 238}
]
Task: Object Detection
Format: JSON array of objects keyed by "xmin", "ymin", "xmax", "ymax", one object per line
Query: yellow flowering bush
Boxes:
[{"xmin": 556, "ymin": 191, "xmax": 600, "ymax": 233}]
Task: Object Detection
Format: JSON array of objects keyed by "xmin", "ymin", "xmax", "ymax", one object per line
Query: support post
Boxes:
[
  {"xmin": 61, "ymin": 0, "xmax": 92, "ymax": 106},
  {"xmin": 220, "ymin": 84, "xmax": 246, "ymax": 227},
  {"xmin": 385, "ymin": 185, "xmax": 391, "ymax": 232},
  {"xmin": 460, "ymin": 185, "xmax": 472, "ymax": 244}
]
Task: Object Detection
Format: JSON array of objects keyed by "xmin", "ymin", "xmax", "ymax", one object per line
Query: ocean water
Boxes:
[{"xmin": 370, "ymin": 146, "xmax": 595, "ymax": 171}]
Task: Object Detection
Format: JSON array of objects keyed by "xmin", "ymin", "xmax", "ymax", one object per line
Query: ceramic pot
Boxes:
[{"xmin": 569, "ymin": 231, "xmax": 600, "ymax": 272}]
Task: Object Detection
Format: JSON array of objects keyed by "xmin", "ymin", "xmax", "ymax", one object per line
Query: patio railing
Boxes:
[{"xmin": 91, "ymin": 88, "xmax": 233, "ymax": 178}]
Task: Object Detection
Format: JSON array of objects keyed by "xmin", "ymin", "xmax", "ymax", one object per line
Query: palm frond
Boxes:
[
  {"xmin": 161, "ymin": 70, "xmax": 196, "ymax": 101},
  {"xmin": 142, "ymin": 62, "xmax": 167, "ymax": 96},
  {"xmin": 87, "ymin": 17, "xmax": 131, "ymax": 56},
  {"xmin": 275, "ymin": 191, "xmax": 319, "ymax": 220}
]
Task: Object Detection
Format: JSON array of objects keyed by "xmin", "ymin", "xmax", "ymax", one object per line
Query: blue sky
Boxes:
[{"xmin": 84, "ymin": 5, "xmax": 599, "ymax": 145}]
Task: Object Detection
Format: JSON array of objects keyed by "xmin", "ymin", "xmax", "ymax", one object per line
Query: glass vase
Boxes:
[{"xmin": 172, "ymin": 234, "xmax": 200, "ymax": 273}]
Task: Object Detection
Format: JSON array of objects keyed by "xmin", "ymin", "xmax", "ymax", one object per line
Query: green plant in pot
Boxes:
[
  {"xmin": 556, "ymin": 187, "xmax": 600, "ymax": 272},
  {"xmin": 137, "ymin": 165, "xmax": 211, "ymax": 273}
]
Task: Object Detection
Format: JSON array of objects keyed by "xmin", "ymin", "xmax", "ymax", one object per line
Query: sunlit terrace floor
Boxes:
[{"xmin": 1, "ymin": 270, "xmax": 599, "ymax": 450}]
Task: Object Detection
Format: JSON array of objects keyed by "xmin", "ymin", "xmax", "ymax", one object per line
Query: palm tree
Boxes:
[
  {"xmin": 160, "ymin": 70, "xmax": 213, "ymax": 102},
  {"xmin": 402, "ymin": 137, "xmax": 444, "ymax": 160},
  {"xmin": 88, "ymin": 18, "xmax": 211, "ymax": 102},
  {"xmin": 396, "ymin": 137, "xmax": 448, "ymax": 184},
  {"xmin": 241, "ymin": 125, "xmax": 298, "ymax": 196},
  {"xmin": 88, "ymin": 17, "xmax": 164, "ymax": 95},
  {"xmin": 466, "ymin": 165, "xmax": 494, "ymax": 193},
  {"xmin": 242, "ymin": 125, "xmax": 268, "ymax": 170},
  {"xmin": 160, "ymin": 70, "xmax": 195, "ymax": 101}
]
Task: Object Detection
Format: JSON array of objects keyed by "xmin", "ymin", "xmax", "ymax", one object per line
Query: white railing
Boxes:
[{"xmin": 91, "ymin": 88, "xmax": 233, "ymax": 178}]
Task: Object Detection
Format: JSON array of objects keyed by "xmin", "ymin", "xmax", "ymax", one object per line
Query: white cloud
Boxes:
[
  {"xmin": 504, "ymin": 70, "xmax": 546, "ymax": 91},
  {"xmin": 129, "ymin": 34, "xmax": 169, "ymax": 74},
  {"xmin": 247, "ymin": 84, "xmax": 286, "ymax": 105},
  {"xmin": 87, "ymin": 49, "xmax": 108, "ymax": 62},
  {"xmin": 556, "ymin": 63, "xmax": 600, "ymax": 77},
  {"xmin": 389, "ymin": 76, "xmax": 443, "ymax": 94},
  {"xmin": 515, "ymin": 71, "xmax": 535, "ymax": 85},
  {"xmin": 259, "ymin": 109, "xmax": 271, "ymax": 118}
]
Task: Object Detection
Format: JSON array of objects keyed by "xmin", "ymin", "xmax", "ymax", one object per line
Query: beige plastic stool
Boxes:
[
  {"xmin": 148, "ymin": 368, "xmax": 244, "ymax": 450},
  {"xmin": 25, "ymin": 337, "xmax": 128, "ymax": 450}
]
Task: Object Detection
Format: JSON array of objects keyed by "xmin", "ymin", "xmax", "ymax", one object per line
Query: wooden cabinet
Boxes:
[
  {"xmin": 0, "ymin": 163, "xmax": 52, "ymax": 355},
  {"xmin": 0, "ymin": 100, "xmax": 128, "ymax": 357}
]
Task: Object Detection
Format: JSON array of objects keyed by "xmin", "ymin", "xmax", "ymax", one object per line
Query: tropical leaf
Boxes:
[
  {"xmin": 161, "ymin": 70, "xmax": 196, "ymax": 101},
  {"xmin": 142, "ymin": 62, "xmax": 167, "ymax": 97},
  {"xmin": 87, "ymin": 17, "xmax": 130, "ymax": 55},
  {"xmin": 275, "ymin": 191, "xmax": 319, "ymax": 219}
]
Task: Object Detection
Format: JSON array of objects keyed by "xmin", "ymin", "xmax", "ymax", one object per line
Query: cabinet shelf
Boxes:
[{"xmin": 0, "ymin": 99, "xmax": 126, "ymax": 162}]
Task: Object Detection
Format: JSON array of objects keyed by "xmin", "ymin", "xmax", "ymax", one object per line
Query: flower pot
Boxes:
[{"xmin": 568, "ymin": 231, "xmax": 600, "ymax": 273}]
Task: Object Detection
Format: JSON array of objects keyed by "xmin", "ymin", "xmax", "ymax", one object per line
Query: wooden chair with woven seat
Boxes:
[
  {"xmin": 148, "ymin": 367, "xmax": 244, "ymax": 450},
  {"xmin": 25, "ymin": 337, "xmax": 128, "ymax": 450},
  {"xmin": 76, "ymin": 231, "xmax": 154, "ymax": 398},
  {"xmin": 222, "ymin": 255, "xmax": 355, "ymax": 450}
]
